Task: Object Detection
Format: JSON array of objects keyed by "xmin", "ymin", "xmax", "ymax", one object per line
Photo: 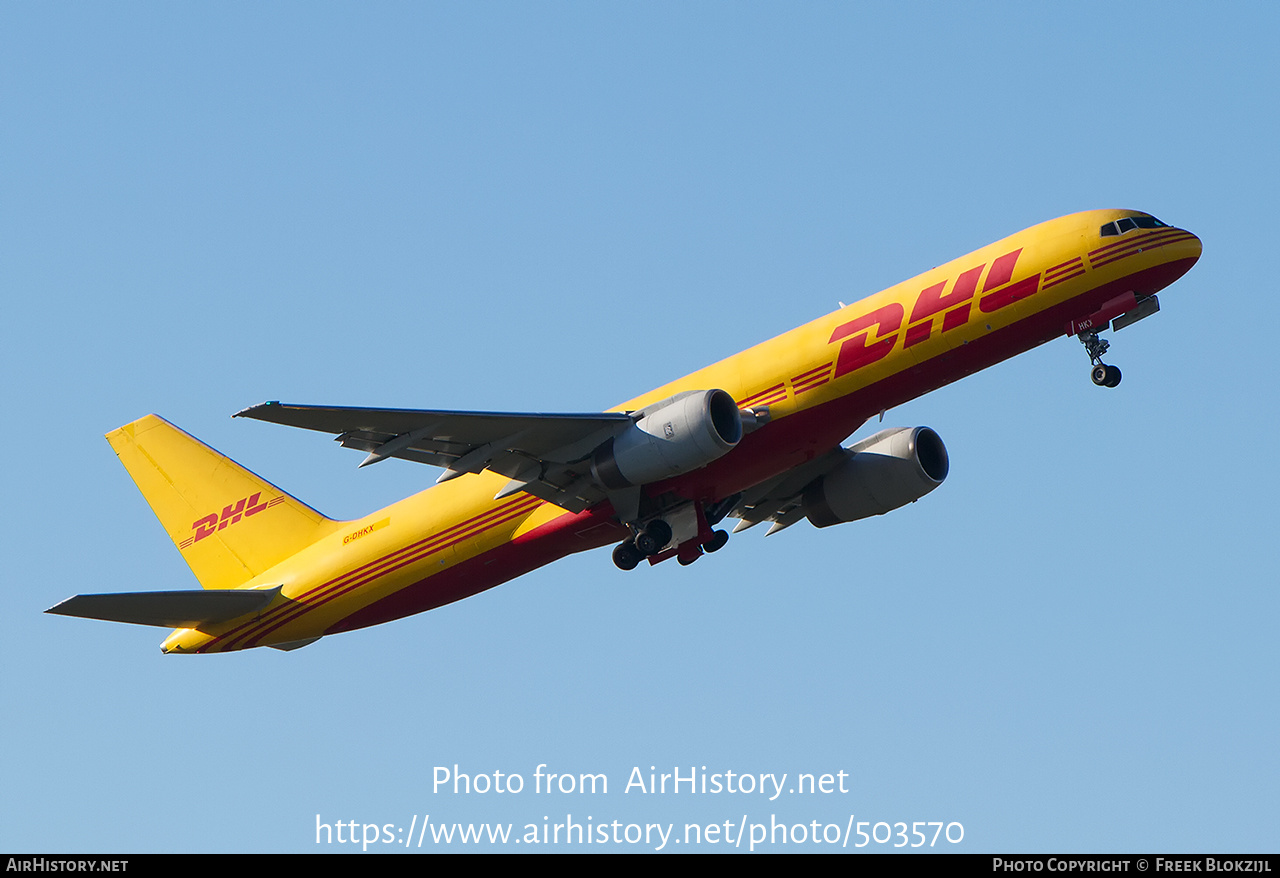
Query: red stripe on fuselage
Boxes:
[
  {"xmin": 327, "ymin": 506, "xmax": 629, "ymax": 633},
  {"xmin": 791, "ymin": 363, "xmax": 832, "ymax": 383},
  {"xmin": 1088, "ymin": 228, "xmax": 1186, "ymax": 260},
  {"xmin": 197, "ymin": 494, "xmax": 544, "ymax": 652},
  {"xmin": 1089, "ymin": 232, "xmax": 1197, "ymax": 269},
  {"xmin": 239, "ymin": 497, "xmax": 544, "ymax": 649},
  {"xmin": 737, "ymin": 384, "xmax": 786, "ymax": 407},
  {"xmin": 1043, "ymin": 268, "xmax": 1086, "ymax": 290},
  {"xmin": 1044, "ymin": 257, "xmax": 1083, "ymax": 279}
]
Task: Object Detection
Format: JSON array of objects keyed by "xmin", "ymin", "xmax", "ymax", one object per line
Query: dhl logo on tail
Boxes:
[{"xmin": 180, "ymin": 492, "xmax": 287, "ymax": 548}]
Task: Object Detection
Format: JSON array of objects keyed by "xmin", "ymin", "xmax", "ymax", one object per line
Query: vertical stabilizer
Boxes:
[{"xmin": 107, "ymin": 414, "xmax": 339, "ymax": 589}]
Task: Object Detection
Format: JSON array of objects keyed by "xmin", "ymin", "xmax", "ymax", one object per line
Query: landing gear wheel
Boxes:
[
  {"xmin": 678, "ymin": 553, "xmax": 700, "ymax": 566},
  {"xmin": 633, "ymin": 531, "xmax": 660, "ymax": 556},
  {"xmin": 1091, "ymin": 363, "xmax": 1122, "ymax": 388},
  {"xmin": 702, "ymin": 529, "xmax": 729, "ymax": 553},
  {"xmin": 641, "ymin": 519, "xmax": 673, "ymax": 553},
  {"xmin": 612, "ymin": 541, "xmax": 642, "ymax": 571},
  {"xmin": 1079, "ymin": 330, "xmax": 1122, "ymax": 388}
]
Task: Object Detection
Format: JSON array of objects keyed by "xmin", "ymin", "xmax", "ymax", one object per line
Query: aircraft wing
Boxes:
[
  {"xmin": 726, "ymin": 446, "xmax": 850, "ymax": 535},
  {"xmin": 235, "ymin": 401, "xmax": 636, "ymax": 513}
]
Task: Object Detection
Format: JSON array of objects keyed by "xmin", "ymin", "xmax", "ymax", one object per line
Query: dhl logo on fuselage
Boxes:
[{"xmin": 828, "ymin": 248, "xmax": 1040, "ymax": 377}]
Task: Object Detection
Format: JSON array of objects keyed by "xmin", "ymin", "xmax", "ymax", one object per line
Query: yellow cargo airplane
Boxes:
[{"xmin": 48, "ymin": 209, "xmax": 1201, "ymax": 653}]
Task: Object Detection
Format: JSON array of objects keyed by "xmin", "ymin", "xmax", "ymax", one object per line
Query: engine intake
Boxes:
[
  {"xmin": 592, "ymin": 389, "xmax": 743, "ymax": 489},
  {"xmin": 804, "ymin": 426, "xmax": 948, "ymax": 528}
]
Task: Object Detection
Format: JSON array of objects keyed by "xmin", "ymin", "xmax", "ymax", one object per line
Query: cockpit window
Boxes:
[{"xmin": 1100, "ymin": 215, "xmax": 1170, "ymax": 237}]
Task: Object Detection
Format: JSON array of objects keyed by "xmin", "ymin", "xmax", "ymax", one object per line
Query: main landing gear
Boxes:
[
  {"xmin": 611, "ymin": 519, "xmax": 672, "ymax": 571},
  {"xmin": 1078, "ymin": 330, "xmax": 1122, "ymax": 388},
  {"xmin": 611, "ymin": 541, "xmax": 644, "ymax": 571},
  {"xmin": 676, "ymin": 528, "xmax": 730, "ymax": 566},
  {"xmin": 611, "ymin": 519, "xmax": 730, "ymax": 571}
]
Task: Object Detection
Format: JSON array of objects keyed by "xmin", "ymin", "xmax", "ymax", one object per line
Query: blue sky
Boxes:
[{"xmin": 2, "ymin": 2, "xmax": 1276, "ymax": 853}]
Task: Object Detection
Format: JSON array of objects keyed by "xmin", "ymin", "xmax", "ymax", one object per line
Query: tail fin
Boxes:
[{"xmin": 107, "ymin": 414, "xmax": 340, "ymax": 589}]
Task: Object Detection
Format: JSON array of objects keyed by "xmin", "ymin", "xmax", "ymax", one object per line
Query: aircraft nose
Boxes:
[
  {"xmin": 1151, "ymin": 227, "xmax": 1202, "ymax": 290},
  {"xmin": 1179, "ymin": 228, "xmax": 1203, "ymax": 263}
]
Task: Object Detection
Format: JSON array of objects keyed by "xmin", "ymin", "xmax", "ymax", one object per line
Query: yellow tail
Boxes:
[{"xmin": 107, "ymin": 414, "xmax": 340, "ymax": 589}]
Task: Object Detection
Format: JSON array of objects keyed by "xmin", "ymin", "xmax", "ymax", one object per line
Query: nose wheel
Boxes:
[
  {"xmin": 1079, "ymin": 330, "xmax": 1122, "ymax": 388},
  {"xmin": 1090, "ymin": 363, "xmax": 1122, "ymax": 388}
]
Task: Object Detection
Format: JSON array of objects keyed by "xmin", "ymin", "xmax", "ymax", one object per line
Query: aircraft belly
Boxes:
[{"xmin": 328, "ymin": 507, "xmax": 626, "ymax": 633}]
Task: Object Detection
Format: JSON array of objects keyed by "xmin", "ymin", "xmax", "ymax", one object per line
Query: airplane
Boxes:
[{"xmin": 47, "ymin": 209, "xmax": 1201, "ymax": 653}]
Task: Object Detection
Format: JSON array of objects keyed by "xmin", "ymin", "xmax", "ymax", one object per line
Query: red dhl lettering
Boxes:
[
  {"xmin": 830, "ymin": 248, "xmax": 1040, "ymax": 376},
  {"xmin": 830, "ymin": 303, "xmax": 903, "ymax": 377},
  {"xmin": 190, "ymin": 492, "xmax": 268, "ymax": 543}
]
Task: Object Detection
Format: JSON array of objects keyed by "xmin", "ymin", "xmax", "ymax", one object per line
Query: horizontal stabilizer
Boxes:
[
  {"xmin": 268, "ymin": 637, "xmax": 321, "ymax": 651},
  {"xmin": 46, "ymin": 587, "xmax": 280, "ymax": 630}
]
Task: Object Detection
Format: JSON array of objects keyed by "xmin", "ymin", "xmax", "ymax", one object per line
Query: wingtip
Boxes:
[{"xmin": 232, "ymin": 401, "xmax": 280, "ymax": 419}]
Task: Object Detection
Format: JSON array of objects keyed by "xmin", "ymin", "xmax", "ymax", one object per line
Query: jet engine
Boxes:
[
  {"xmin": 803, "ymin": 426, "xmax": 949, "ymax": 527},
  {"xmin": 591, "ymin": 389, "xmax": 743, "ymax": 488}
]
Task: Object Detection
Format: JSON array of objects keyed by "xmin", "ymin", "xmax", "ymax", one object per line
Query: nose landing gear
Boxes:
[
  {"xmin": 1079, "ymin": 330, "xmax": 1121, "ymax": 388},
  {"xmin": 1090, "ymin": 362, "xmax": 1122, "ymax": 388}
]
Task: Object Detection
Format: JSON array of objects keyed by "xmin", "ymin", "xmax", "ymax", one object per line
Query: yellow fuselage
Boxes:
[{"xmin": 162, "ymin": 209, "xmax": 1200, "ymax": 653}]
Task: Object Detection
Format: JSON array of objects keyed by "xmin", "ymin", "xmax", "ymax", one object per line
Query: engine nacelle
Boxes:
[
  {"xmin": 803, "ymin": 426, "xmax": 949, "ymax": 528},
  {"xmin": 592, "ymin": 389, "xmax": 743, "ymax": 489}
]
